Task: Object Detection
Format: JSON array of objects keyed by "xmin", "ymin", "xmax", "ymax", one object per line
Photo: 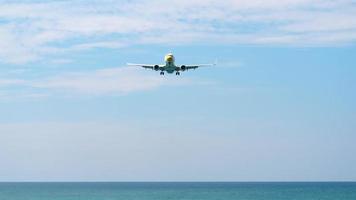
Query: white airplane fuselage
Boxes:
[{"xmin": 164, "ymin": 53, "xmax": 176, "ymax": 74}]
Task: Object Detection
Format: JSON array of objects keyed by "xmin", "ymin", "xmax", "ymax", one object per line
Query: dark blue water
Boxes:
[{"xmin": 0, "ymin": 182, "xmax": 355, "ymax": 200}]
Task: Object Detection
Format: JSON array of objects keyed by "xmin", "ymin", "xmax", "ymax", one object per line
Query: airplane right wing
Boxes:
[{"xmin": 127, "ymin": 63, "xmax": 165, "ymax": 70}]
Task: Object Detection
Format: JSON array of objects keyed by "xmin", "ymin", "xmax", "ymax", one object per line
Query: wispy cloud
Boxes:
[
  {"xmin": 0, "ymin": 67, "xmax": 194, "ymax": 99},
  {"xmin": 0, "ymin": 0, "xmax": 355, "ymax": 63},
  {"xmin": 0, "ymin": 79, "xmax": 25, "ymax": 87},
  {"xmin": 32, "ymin": 67, "xmax": 190, "ymax": 95}
]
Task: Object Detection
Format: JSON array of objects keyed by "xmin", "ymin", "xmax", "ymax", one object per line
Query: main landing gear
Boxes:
[
  {"xmin": 160, "ymin": 71, "xmax": 164, "ymax": 75},
  {"xmin": 176, "ymin": 72, "xmax": 180, "ymax": 75}
]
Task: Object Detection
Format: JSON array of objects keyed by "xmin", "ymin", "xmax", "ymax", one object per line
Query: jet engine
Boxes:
[
  {"xmin": 154, "ymin": 65, "xmax": 159, "ymax": 71},
  {"xmin": 180, "ymin": 65, "xmax": 186, "ymax": 71}
]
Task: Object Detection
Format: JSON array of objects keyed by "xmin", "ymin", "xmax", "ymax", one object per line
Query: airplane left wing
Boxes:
[{"xmin": 180, "ymin": 63, "xmax": 216, "ymax": 70}]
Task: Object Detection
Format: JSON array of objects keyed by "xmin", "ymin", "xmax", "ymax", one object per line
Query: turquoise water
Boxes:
[{"xmin": 0, "ymin": 182, "xmax": 355, "ymax": 200}]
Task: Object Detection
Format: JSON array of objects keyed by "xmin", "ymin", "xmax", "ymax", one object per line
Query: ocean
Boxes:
[{"xmin": 0, "ymin": 182, "xmax": 355, "ymax": 200}]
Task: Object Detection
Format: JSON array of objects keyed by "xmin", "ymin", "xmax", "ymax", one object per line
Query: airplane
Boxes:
[{"xmin": 127, "ymin": 53, "xmax": 216, "ymax": 75}]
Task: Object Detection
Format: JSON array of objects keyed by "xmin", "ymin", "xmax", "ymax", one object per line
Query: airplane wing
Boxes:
[
  {"xmin": 127, "ymin": 63, "xmax": 164, "ymax": 70},
  {"xmin": 180, "ymin": 63, "xmax": 216, "ymax": 70}
]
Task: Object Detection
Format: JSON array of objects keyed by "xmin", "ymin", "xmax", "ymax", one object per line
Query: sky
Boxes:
[{"xmin": 0, "ymin": 0, "xmax": 356, "ymax": 181}]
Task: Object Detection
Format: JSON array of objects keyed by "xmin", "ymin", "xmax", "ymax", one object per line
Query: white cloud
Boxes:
[
  {"xmin": 32, "ymin": 67, "xmax": 189, "ymax": 95},
  {"xmin": 70, "ymin": 41, "xmax": 126, "ymax": 50},
  {"xmin": 0, "ymin": 0, "xmax": 355, "ymax": 63},
  {"xmin": 281, "ymin": 12, "xmax": 356, "ymax": 33},
  {"xmin": 0, "ymin": 67, "xmax": 194, "ymax": 99},
  {"xmin": 0, "ymin": 90, "xmax": 48, "ymax": 100},
  {"xmin": 0, "ymin": 25, "xmax": 38, "ymax": 64},
  {"xmin": 0, "ymin": 79, "xmax": 25, "ymax": 87}
]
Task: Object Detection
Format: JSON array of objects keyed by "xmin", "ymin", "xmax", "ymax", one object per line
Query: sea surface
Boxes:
[{"xmin": 0, "ymin": 182, "xmax": 355, "ymax": 200}]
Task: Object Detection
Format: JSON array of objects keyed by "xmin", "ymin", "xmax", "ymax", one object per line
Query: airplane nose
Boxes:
[
  {"xmin": 165, "ymin": 55, "xmax": 174, "ymax": 62},
  {"xmin": 167, "ymin": 56, "xmax": 173, "ymax": 62}
]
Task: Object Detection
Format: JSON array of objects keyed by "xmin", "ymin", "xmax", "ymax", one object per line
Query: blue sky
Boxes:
[{"xmin": 0, "ymin": 0, "xmax": 356, "ymax": 181}]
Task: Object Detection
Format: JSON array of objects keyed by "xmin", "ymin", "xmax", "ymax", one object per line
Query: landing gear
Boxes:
[
  {"xmin": 176, "ymin": 72, "xmax": 180, "ymax": 75},
  {"xmin": 160, "ymin": 71, "xmax": 164, "ymax": 75}
]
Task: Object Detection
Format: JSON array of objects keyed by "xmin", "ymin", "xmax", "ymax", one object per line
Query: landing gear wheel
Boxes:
[
  {"xmin": 160, "ymin": 71, "xmax": 164, "ymax": 75},
  {"xmin": 176, "ymin": 72, "xmax": 180, "ymax": 75}
]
